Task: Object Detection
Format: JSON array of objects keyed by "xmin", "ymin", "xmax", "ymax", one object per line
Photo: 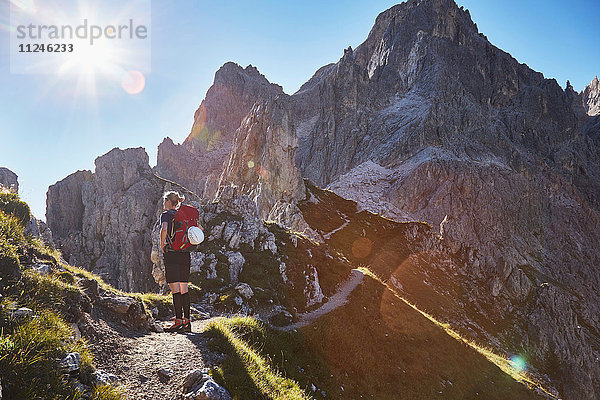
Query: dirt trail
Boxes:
[
  {"xmin": 280, "ymin": 269, "xmax": 364, "ymax": 331},
  {"xmin": 84, "ymin": 269, "xmax": 365, "ymax": 399},
  {"xmin": 86, "ymin": 315, "xmax": 219, "ymax": 400}
]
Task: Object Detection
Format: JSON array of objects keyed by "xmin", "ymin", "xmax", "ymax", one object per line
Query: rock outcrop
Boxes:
[
  {"xmin": 583, "ymin": 76, "xmax": 600, "ymax": 116},
  {"xmin": 217, "ymin": 97, "xmax": 315, "ymax": 235},
  {"xmin": 155, "ymin": 63, "xmax": 285, "ymax": 198},
  {"xmin": 219, "ymin": 97, "xmax": 304, "ymax": 216},
  {"xmin": 47, "ymin": 148, "xmax": 164, "ymax": 292},
  {"xmin": 161, "ymin": 1, "xmax": 599, "ymax": 397},
  {"xmin": 149, "ymin": 184, "xmax": 343, "ymax": 321},
  {"xmin": 0, "ymin": 167, "xmax": 18, "ymax": 192}
]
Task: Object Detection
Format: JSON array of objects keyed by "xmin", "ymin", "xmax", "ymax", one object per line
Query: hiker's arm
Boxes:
[{"xmin": 160, "ymin": 222, "xmax": 168, "ymax": 251}]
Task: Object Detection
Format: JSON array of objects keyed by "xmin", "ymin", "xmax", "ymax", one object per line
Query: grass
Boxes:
[
  {"xmin": 61, "ymin": 263, "xmax": 172, "ymax": 317},
  {"xmin": 0, "ymin": 193, "xmax": 125, "ymax": 399},
  {"xmin": 0, "ymin": 309, "xmax": 94, "ymax": 399},
  {"xmin": 205, "ymin": 316, "xmax": 313, "ymax": 400}
]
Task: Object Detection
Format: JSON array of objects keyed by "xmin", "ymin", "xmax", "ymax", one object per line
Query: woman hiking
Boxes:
[{"xmin": 160, "ymin": 190, "xmax": 201, "ymax": 332}]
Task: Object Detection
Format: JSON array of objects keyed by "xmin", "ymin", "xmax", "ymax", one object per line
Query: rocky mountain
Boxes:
[
  {"xmin": 45, "ymin": 0, "xmax": 600, "ymax": 398},
  {"xmin": 154, "ymin": 63, "xmax": 285, "ymax": 198},
  {"xmin": 47, "ymin": 148, "xmax": 164, "ymax": 292}
]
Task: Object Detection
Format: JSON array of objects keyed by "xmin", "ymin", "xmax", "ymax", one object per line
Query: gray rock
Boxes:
[
  {"xmin": 25, "ymin": 217, "xmax": 54, "ymax": 245},
  {"xmin": 182, "ymin": 368, "xmax": 209, "ymax": 392},
  {"xmin": 235, "ymin": 283, "xmax": 254, "ymax": 300},
  {"xmin": 225, "ymin": 251, "xmax": 245, "ymax": 284},
  {"xmin": 583, "ymin": 76, "xmax": 600, "ymax": 116},
  {"xmin": 93, "ymin": 369, "xmax": 119, "ymax": 385},
  {"xmin": 98, "ymin": 295, "xmax": 150, "ymax": 330},
  {"xmin": 46, "ymin": 148, "xmax": 163, "ymax": 293},
  {"xmin": 32, "ymin": 263, "xmax": 53, "ymax": 275},
  {"xmin": 10, "ymin": 307, "xmax": 33, "ymax": 319},
  {"xmin": 157, "ymin": 367, "xmax": 173, "ymax": 381},
  {"xmin": 0, "ymin": 167, "xmax": 18, "ymax": 192},
  {"xmin": 99, "ymin": 295, "xmax": 135, "ymax": 315},
  {"xmin": 59, "ymin": 352, "xmax": 80, "ymax": 373},
  {"xmin": 191, "ymin": 379, "xmax": 233, "ymax": 400},
  {"xmin": 183, "ymin": 371, "xmax": 232, "ymax": 400}
]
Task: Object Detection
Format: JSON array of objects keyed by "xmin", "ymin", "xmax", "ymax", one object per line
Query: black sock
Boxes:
[
  {"xmin": 172, "ymin": 292, "xmax": 183, "ymax": 320},
  {"xmin": 182, "ymin": 292, "xmax": 190, "ymax": 319}
]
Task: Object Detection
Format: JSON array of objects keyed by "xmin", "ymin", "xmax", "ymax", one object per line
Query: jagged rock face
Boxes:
[
  {"xmin": 153, "ymin": 137, "xmax": 210, "ymax": 196},
  {"xmin": 150, "ymin": 185, "xmax": 347, "ymax": 320},
  {"xmin": 47, "ymin": 148, "xmax": 163, "ymax": 292},
  {"xmin": 219, "ymin": 98, "xmax": 305, "ymax": 217},
  {"xmin": 293, "ymin": 0, "xmax": 588, "ymax": 188},
  {"xmin": 289, "ymin": 0, "xmax": 600, "ymax": 398},
  {"xmin": 170, "ymin": 0, "xmax": 599, "ymax": 397},
  {"xmin": 0, "ymin": 167, "xmax": 18, "ymax": 192},
  {"xmin": 583, "ymin": 76, "xmax": 600, "ymax": 116},
  {"xmin": 47, "ymin": 170, "xmax": 93, "ymax": 238},
  {"xmin": 155, "ymin": 63, "xmax": 285, "ymax": 198}
]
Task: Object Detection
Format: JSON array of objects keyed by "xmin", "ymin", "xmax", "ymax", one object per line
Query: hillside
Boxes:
[{"xmin": 1, "ymin": 178, "xmax": 559, "ymax": 399}]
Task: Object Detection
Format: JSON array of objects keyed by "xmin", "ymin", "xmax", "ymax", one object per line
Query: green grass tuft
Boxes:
[
  {"xmin": 0, "ymin": 192, "xmax": 31, "ymax": 227},
  {"xmin": 0, "ymin": 309, "xmax": 94, "ymax": 399},
  {"xmin": 205, "ymin": 316, "xmax": 312, "ymax": 400},
  {"xmin": 92, "ymin": 384, "xmax": 125, "ymax": 400}
]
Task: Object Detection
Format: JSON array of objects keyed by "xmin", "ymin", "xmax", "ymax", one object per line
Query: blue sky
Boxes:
[{"xmin": 0, "ymin": 0, "xmax": 598, "ymax": 219}]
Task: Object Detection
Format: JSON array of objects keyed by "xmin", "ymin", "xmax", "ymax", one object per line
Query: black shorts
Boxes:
[{"xmin": 163, "ymin": 251, "xmax": 191, "ymax": 283}]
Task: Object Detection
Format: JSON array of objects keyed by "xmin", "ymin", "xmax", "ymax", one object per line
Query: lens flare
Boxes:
[
  {"xmin": 352, "ymin": 237, "xmax": 373, "ymax": 258},
  {"xmin": 509, "ymin": 355, "xmax": 527, "ymax": 373},
  {"xmin": 257, "ymin": 166, "xmax": 271, "ymax": 180},
  {"xmin": 10, "ymin": 0, "xmax": 37, "ymax": 13},
  {"xmin": 121, "ymin": 70, "xmax": 145, "ymax": 94}
]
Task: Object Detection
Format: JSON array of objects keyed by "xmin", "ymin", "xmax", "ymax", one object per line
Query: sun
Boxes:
[
  {"xmin": 58, "ymin": 40, "xmax": 119, "ymax": 75},
  {"xmin": 8, "ymin": 0, "xmax": 150, "ymax": 95}
]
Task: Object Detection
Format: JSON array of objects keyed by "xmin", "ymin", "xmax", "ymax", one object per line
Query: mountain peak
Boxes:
[{"xmin": 365, "ymin": 0, "xmax": 479, "ymax": 47}]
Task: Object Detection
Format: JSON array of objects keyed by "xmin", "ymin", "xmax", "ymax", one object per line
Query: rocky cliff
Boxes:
[
  {"xmin": 0, "ymin": 167, "xmax": 18, "ymax": 192},
  {"xmin": 47, "ymin": 148, "xmax": 164, "ymax": 292},
  {"xmin": 154, "ymin": 63, "xmax": 285, "ymax": 198},
  {"xmin": 168, "ymin": 0, "xmax": 598, "ymax": 397},
  {"xmin": 583, "ymin": 76, "xmax": 600, "ymax": 116}
]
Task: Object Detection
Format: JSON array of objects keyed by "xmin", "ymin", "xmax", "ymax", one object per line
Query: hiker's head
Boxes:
[{"xmin": 163, "ymin": 191, "xmax": 184, "ymax": 210}]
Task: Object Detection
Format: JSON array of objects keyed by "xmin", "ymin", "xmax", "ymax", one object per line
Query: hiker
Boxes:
[{"xmin": 159, "ymin": 190, "xmax": 202, "ymax": 332}]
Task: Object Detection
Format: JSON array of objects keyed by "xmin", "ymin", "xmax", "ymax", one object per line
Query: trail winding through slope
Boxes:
[{"xmin": 279, "ymin": 269, "xmax": 365, "ymax": 332}]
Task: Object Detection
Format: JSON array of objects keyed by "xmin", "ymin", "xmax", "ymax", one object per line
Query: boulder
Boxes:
[
  {"xmin": 59, "ymin": 352, "xmax": 80, "ymax": 373},
  {"xmin": 93, "ymin": 370, "xmax": 119, "ymax": 386},
  {"xmin": 182, "ymin": 369, "xmax": 232, "ymax": 400}
]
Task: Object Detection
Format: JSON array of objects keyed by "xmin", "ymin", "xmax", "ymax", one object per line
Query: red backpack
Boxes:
[{"xmin": 168, "ymin": 204, "xmax": 200, "ymax": 251}]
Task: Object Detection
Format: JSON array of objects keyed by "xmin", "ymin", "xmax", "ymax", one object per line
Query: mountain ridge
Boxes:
[{"xmin": 45, "ymin": 1, "xmax": 600, "ymax": 398}]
